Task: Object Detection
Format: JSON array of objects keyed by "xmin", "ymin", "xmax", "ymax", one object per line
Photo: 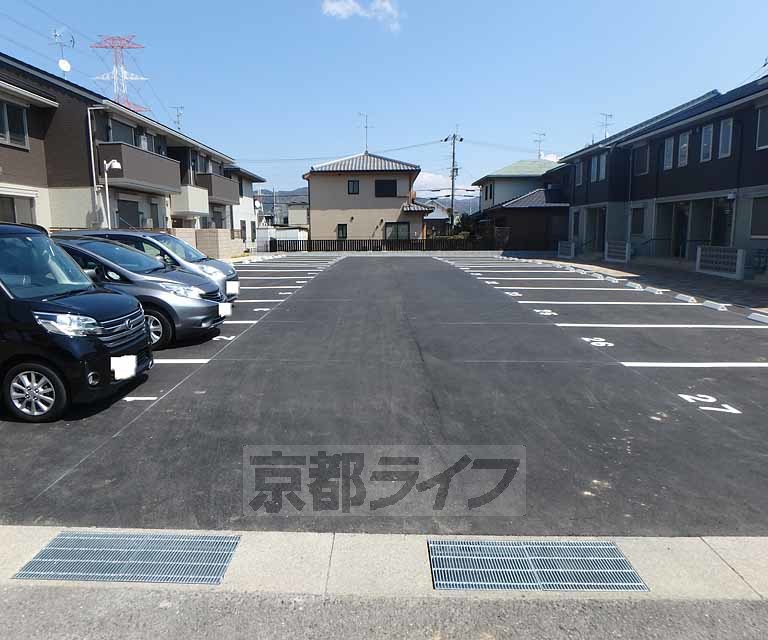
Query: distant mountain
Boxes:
[{"xmin": 430, "ymin": 196, "xmax": 480, "ymax": 216}]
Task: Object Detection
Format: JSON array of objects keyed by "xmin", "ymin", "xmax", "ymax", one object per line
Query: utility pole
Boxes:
[
  {"xmin": 171, "ymin": 106, "xmax": 184, "ymax": 131},
  {"xmin": 443, "ymin": 128, "xmax": 464, "ymax": 229},
  {"xmin": 599, "ymin": 112, "xmax": 613, "ymax": 139},
  {"xmin": 534, "ymin": 132, "xmax": 546, "ymax": 159}
]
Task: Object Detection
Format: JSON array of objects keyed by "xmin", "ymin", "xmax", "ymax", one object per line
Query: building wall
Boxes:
[
  {"xmin": 287, "ymin": 205, "xmax": 308, "ymax": 227},
  {"xmin": 48, "ymin": 187, "xmax": 101, "ymax": 228},
  {"xmin": 571, "ymin": 149, "xmax": 630, "ymax": 206},
  {"xmin": 307, "ymin": 172, "xmax": 421, "ymax": 239},
  {"xmin": 232, "ymin": 195, "xmax": 257, "ymax": 241},
  {"xmin": 479, "ymin": 177, "xmax": 541, "ymax": 211}
]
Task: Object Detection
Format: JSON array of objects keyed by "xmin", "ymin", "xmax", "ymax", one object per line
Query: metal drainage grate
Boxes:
[
  {"xmin": 14, "ymin": 531, "xmax": 241, "ymax": 585},
  {"xmin": 428, "ymin": 539, "xmax": 648, "ymax": 592}
]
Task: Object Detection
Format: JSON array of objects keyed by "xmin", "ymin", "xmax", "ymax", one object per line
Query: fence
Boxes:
[
  {"xmin": 557, "ymin": 241, "xmax": 576, "ymax": 259},
  {"xmin": 604, "ymin": 240, "xmax": 631, "ymax": 263},
  {"xmin": 270, "ymin": 237, "xmax": 493, "ymax": 252},
  {"xmin": 696, "ymin": 246, "xmax": 746, "ymax": 279}
]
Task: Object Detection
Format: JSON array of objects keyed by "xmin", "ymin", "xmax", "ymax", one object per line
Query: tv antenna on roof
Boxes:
[
  {"xmin": 50, "ymin": 28, "xmax": 75, "ymax": 78},
  {"xmin": 534, "ymin": 132, "xmax": 546, "ymax": 159}
]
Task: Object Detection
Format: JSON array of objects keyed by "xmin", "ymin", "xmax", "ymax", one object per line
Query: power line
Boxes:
[{"xmin": 234, "ymin": 140, "xmax": 444, "ymax": 163}]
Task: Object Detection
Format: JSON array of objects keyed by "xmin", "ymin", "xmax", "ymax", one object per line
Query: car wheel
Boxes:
[
  {"xmin": 2, "ymin": 363, "xmax": 68, "ymax": 423},
  {"xmin": 144, "ymin": 309, "xmax": 173, "ymax": 349}
]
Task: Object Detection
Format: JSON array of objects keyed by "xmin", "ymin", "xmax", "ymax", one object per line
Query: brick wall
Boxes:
[
  {"xmin": 194, "ymin": 229, "xmax": 244, "ymax": 259},
  {"xmin": 170, "ymin": 227, "xmax": 198, "ymax": 248}
]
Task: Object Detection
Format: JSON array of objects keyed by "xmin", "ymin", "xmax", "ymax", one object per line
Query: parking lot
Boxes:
[{"xmin": 1, "ymin": 254, "xmax": 766, "ymax": 536}]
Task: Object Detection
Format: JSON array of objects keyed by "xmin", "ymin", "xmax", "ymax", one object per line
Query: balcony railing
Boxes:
[
  {"xmin": 195, "ymin": 172, "xmax": 239, "ymax": 205},
  {"xmin": 98, "ymin": 142, "xmax": 181, "ymax": 194}
]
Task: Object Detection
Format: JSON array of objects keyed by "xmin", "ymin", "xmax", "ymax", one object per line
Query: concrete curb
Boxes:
[{"xmin": 1, "ymin": 526, "xmax": 767, "ymax": 601}]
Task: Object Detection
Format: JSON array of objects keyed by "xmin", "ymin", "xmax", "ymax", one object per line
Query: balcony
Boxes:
[
  {"xmin": 98, "ymin": 142, "xmax": 181, "ymax": 194},
  {"xmin": 196, "ymin": 172, "xmax": 239, "ymax": 205}
]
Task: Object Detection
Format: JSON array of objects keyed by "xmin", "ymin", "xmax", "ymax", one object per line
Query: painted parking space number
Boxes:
[
  {"xmin": 534, "ymin": 309, "xmax": 558, "ymax": 316},
  {"xmin": 678, "ymin": 393, "xmax": 742, "ymax": 414},
  {"xmin": 213, "ymin": 335, "xmax": 236, "ymax": 341},
  {"xmin": 581, "ymin": 336, "xmax": 614, "ymax": 347}
]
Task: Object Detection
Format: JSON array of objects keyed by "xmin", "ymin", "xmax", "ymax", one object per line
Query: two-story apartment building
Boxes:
[
  {"xmin": 472, "ymin": 159, "xmax": 559, "ymax": 213},
  {"xmin": 223, "ymin": 165, "xmax": 265, "ymax": 243},
  {"xmin": 560, "ymin": 76, "xmax": 768, "ymax": 262},
  {"xmin": 0, "ymin": 51, "xmax": 247, "ymax": 232},
  {"xmin": 303, "ymin": 151, "xmax": 431, "ymax": 240}
]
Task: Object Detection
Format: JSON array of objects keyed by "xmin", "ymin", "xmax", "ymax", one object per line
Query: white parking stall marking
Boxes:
[
  {"xmin": 517, "ymin": 301, "xmax": 703, "ymax": 305},
  {"xmin": 241, "ymin": 285, "xmax": 302, "ymax": 289},
  {"xmin": 252, "ymin": 307, "xmax": 272, "ymax": 311},
  {"xmin": 581, "ymin": 336, "xmax": 614, "ymax": 347},
  {"xmin": 296, "ymin": 280, "xmax": 308, "ymax": 284},
  {"xmin": 238, "ymin": 299, "xmax": 284, "ymax": 302},
  {"xmin": 621, "ymin": 362, "xmax": 768, "ymax": 368},
  {"xmin": 154, "ymin": 358, "xmax": 212, "ymax": 364},
  {"xmin": 235, "ymin": 269, "xmax": 323, "ymax": 272},
  {"xmin": 534, "ymin": 309, "xmax": 558, "ymax": 316},
  {"xmin": 124, "ymin": 396, "xmax": 159, "ymax": 402},
  {"xmin": 238, "ymin": 276, "xmax": 315, "ymax": 280},
  {"xmin": 678, "ymin": 393, "xmax": 742, "ymax": 414},
  {"xmin": 278, "ymin": 292, "xmax": 294, "ymax": 295},
  {"xmin": 473, "ymin": 271, "xmax": 567, "ymax": 274},
  {"xmin": 223, "ymin": 320, "xmax": 260, "ymax": 324},
  {"xmin": 212, "ymin": 335, "xmax": 236, "ymax": 341},
  {"xmin": 556, "ymin": 323, "xmax": 768, "ymax": 329},
  {"xmin": 496, "ymin": 287, "xmax": 649, "ymax": 291},
  {"xmin": 486, "ymin": 277, "xmax": 621, "ymax": 281}
]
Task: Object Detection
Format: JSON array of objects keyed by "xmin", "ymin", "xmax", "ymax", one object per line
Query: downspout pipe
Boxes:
[{"xmin": 87, "ymin": 106, "xmax": 105, "ymax": 228}]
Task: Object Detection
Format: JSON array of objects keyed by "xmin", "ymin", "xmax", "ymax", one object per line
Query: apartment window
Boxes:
[
  {"xmin": 598, "ymin": 153, "xmax": 607, "ymax": 181},
  {"xmin": 751, "ymin": 197, "xmax": 768, "ymax": 237},
  {"xmin": 489, "ymin": 182, "xmax": 494, "ymax": 200},
  {"xmin": 375, "ymin": 179, "xmax": 397, "ymax": 197},
  {"xmin": 590, "ymin": 156, "xmax": 598, "ymax": 182},
  {"xmin": 575, "ymin": 161, "xmax": 583, "ymax": 186},
  {"xmin": 0, "ymin": 101, "xmax": 28, "ymax": 148},
  {"xmin": 631, "ymin": 207, "xmax": 645, "ymax": 235},
  {"xmin": 384, "ymin": 221, "xmax": 409, "ymax": 240},
  {"xmin": 678, "ymin": 131, "xmax": 690, "ymax": 167},
  {"xmin": 110, "ymin": 119, "xmax": 135, "ymax": 145},
  {"xmin": 348, "ymin": 179, "xmax": 359, "ymax": 195},
  {"xmin": 336, "ymin": 223, "xmax": 348, "ymax": 240},
  {"xmin": 700, "ymin": 123, "xmax": 713, "ymax": 162},
  {"xmin": 250, "ymin": 221, "xmax": 256, "ymax": 240},
  {"xmin": 633, "ymin": 145, "xmax": 649, "ymax": 175},
  {"xmin": 195, "ymin": 154, "xmax": 209, "ymax": 173},
  {"xmin": 757, "ymin": 106, "xmax": 768, "ymax": 150},
  {"xmin": 663, "ymin": 137, "xmax": 674, "ymax": 170},
  {"xmin": 0, "ymin": 196, "xmax": 15, "ymax": 222},
  {"xmin": 718, "ymin": 118, "xmax": 733, "ymax": 158}
]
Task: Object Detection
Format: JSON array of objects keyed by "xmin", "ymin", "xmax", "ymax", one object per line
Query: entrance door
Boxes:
[
  {"xmin": 711, "ymin": 199, "xmax": 733, "ymax": 246},
  {"xmin": 117, "ymin": 200, "xmax": 140, "ymax": 229},
  {"xmin": 0, "ymin": 196, "xmax": 15, "ymax": 223},
  {"xmin": 672, "ymin": 203, "xmax": 689, "ymax": 258}
]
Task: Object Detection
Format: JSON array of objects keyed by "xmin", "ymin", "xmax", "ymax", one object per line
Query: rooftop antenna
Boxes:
[
  {"xmin": 50, "ymin": 28, "xmax": 75, "ymax": 79},
  {"xmin": 171, "ymin": 105, "xmax": 184, "ymax": 131},
  {"xmin": 91, "ymin": 35, "xmax": 148, "ymax": 112},
  {"xmin": 599, "ymin": 112, "xmax": 614, "ymax": 139},
  {"xmin": 358, "ymin": 112, "xmax": 372, "ymax": 152},
  {"xmin": 534, "ymin": 131, "xmax": 546, "ymax": 159}
]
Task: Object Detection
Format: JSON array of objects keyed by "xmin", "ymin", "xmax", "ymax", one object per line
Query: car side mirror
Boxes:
[{"xmin": 84, "ymin": 268, "xmax": 98, "ymax": 281}]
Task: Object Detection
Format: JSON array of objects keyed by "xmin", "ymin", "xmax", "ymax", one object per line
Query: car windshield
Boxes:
[
  {"xmin": 80, "ymin": 240, "xmax": 167, "ymax": 274},
  {"xmin": 153, "ymin": 234, "xmax": 208, "ymax": 262},
  {"xmin": 0, "ymin": 234, "xmax": 93, "ymax": 300}
]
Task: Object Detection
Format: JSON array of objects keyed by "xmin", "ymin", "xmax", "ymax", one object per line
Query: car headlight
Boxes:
[
  {"xmin": 158, "ymin": 282, "xmax": 205, "ymax": 299},
  {"xmin": 33, "ymin": 312, "xmax": 103, "ymax": 336},
  {"xmin": 200, "ymin": 264, "xmax": 224, "ymax": 277}
]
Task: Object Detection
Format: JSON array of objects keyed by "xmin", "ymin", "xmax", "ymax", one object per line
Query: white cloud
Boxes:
[
  {"xmin": 414, "ymin": 172, "xmax": 478, "ymax": 195},
  {"xmin": 322, "ymin": 0, "xmax": 401, "ymax": 32},
  {"xmin": 542, "ymin": 153, "xmax": 560, "ymax": 162}
]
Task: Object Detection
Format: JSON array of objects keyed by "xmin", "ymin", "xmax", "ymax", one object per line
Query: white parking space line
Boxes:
[
  {"xmin": 621, "ymin": 362, "xmax": 768, "ymax": 368},
  {"xmin": 223, "ymin": 320, "xmax": 259, "ymax": 324},
  {"xmin": 124, "ymin": 396, "xmax": 159, "ymax": 402},
  {"xmin": 497, "ymin": 287, "xmax": 651, "ymax": 291},
  {"xmin": 154, "ymin": 358, "xmax": 211, "ymax": 364},
  {"xmin": 517, "ymin": 301, "xmax": 703, "ymax": 305},
  {"xmin": 556, "ymin": 323, "xmax": 768, "ymax": 328},
  {"xmin": 252, "ymin": 307, "xmax": 272, "ymax": 311},
  {"xmin": 235, "ymin": 269, "xmax": 323, "ymax": 272},
  {"xmin": 486, "ymin": 277, "xmax": 616, "ymax": 281},
  {"xmin": 486, "ymin": 275, "xmax": 608, "ymax": 279},
  {"xmin": 241, "ymin": 285, "xmax": 302, "ymax": 289},
  {"xmin": 470, "ymin": 271, "xmax": 564, "ymax": 274},
  {"xmin": 238, "ymin": 299, "xmax": 285, "ymax": 302},
  {"xmin": 238, "ymin": 276, "xmax": 315, "ymax": 279}
]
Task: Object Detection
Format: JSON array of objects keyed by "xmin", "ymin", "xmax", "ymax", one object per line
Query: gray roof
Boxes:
[
  {"xmin": 306, "ymin": 151, "xmax": 420, "ymax": 175},
  {"xmin": 472, "ymin": 159, "xmax": 560, "ymax": 185},
  {"xmin": 493, "ymin": 188, "xmax": 569, "ymax": 210},
  {"xmin": 223, "ymin": 166, "xmax": 266, "ymax": 183},
  {"xmin": 401, "ymin": 201, "xmax": 434, "ymax": 213},
  {"xmin": 424, "ymin": 209, "xmax": 450, "ymax": 220}
]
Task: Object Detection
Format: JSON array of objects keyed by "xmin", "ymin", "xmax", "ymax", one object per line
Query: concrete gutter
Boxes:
[{"xmin": 1, "ymin": 526, "xmax": 767, "ymax": 601}]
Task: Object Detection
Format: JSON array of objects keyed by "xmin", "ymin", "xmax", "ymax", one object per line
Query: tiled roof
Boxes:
[
  {"xmin": 402, "ymin": 201, "xmax": 434, "ymax": 213},
  {"xmin": 424, "ymin": 209, "xmax": 450, "ymax": 220},
  {"xmin": 307, "ymin": 151, "xmax": 420, "ymax": 174},
  {"xmin": 493, "ymin": 188, "xmax": 570, "ymax": 210},
  {"xmin": 472, "ymin": 159, "xmax": 559, "ymax": 185}
]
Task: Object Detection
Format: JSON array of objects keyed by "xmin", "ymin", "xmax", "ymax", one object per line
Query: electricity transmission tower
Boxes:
[{"xmin": 91, "ymin": 35, "xmax": 148, "ymax": 112}]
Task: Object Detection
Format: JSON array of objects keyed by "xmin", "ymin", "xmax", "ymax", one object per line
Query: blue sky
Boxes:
[{"xmin": 2, "ymin": 0, "xmax": 767, "ymax": 194}]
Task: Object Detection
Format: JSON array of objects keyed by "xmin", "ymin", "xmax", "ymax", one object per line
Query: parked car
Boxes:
[
  {"xmin": 0, "ymin": 224, "xmax": 153, "ymax": 422},
  {"xmin": 53, "ymin": 236, "xmax": 232, "ymax": 349},
  {"xmin": 54, "ymin": 230, "xmax": 240, "ymax": 301}
]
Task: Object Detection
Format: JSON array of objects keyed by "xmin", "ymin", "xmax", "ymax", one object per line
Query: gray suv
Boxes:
[
  {"xmin": 55, "ymin": 230, "xmax": 240, "ymax": 301},
  {"xmin": 54, "ymin": 237, "xmax": 231, "ymax": 348}
]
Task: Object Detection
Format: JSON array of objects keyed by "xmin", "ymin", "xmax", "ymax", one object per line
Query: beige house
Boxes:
[{"xmin": 303, "ymin": 152, "xmax": 432, "ymax": 240}]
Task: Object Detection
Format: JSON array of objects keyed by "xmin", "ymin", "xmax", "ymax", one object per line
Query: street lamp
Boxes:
[{"xmin": 103, "ymin": 159, "xmax": 122, "ymax": 229}]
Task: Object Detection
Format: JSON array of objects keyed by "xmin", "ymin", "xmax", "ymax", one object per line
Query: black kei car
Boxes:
[{"xmin": 0, "ymin": 224, "xmax": 153, "ymax": 422}]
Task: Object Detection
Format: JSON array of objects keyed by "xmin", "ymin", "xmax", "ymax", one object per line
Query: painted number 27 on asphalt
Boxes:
[{"xmin": 678, "ymin": 393, "xmax": 742, "ymax": 414}]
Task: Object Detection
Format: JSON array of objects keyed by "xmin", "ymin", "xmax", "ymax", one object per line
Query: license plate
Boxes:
[
  {"xmin": 219, "ymin": 302, "xmax": 233, "ymax": 317},
  {"xmin": 226, "ymin": 281, "xmax": 240, "ymax": 295},
  {"xmin": 111, "ymin": 355, "xmax": 137, "ymax": 381}
]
